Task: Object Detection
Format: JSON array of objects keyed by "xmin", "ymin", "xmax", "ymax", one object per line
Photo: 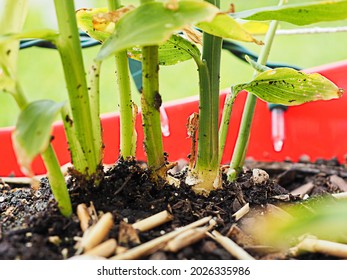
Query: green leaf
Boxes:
[
  {"xmin": 121, "ymin": 34, "xmax": 202, "ymax": 66},
  {"xmin": 232, "ymin": 0, "xmax": 347, "ymax": 26},
  {"xmin": 159, "ymin": 34, "xmax": 201, "ymax": 66},
  {"xmin": 233, "ymin": 68, "xmax": 344, "ymax": 106},
  {"xmin": 12, "ymin": 100, "xmax": 65, "ymax": 176},
  {"xmin": 196, "ymin": 13, "xmax": 262, "ymax": 44},
  {"xmin": 76, "ymin": 8, "xmax": 112, "ymax": 42},
  {"xmin": 97, "ymin": 0, "xmax": 219, "ymax": 60}
]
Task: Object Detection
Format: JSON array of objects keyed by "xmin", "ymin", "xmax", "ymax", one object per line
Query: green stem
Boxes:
[
  {"xmin": 61, "ymin": 104, "xmax": 88, "ymax": 170},
  {"xmin": 141, "ymin": 45, "xmax": 165, "ymax": 174},
  {"xmin": 41, "ymin": 146, "xmax": 72, "ymax": 217},
  {"xmin": 218, "ymin": 89, "xmax": 237, "ymax": 164},
  {"xmin": 108, "ymin": 0, "xmax": 136, "ymax": 159},
  {"xmin": 116, "ymin": 51, "xmax": 137, "ymax": 158},
  {"xmin": 196, "ymin": 32, "xmax": 222, "ymax": 172},
  {"xmin": 88, "ymin": 61, "xmax": 103, "ymax": 164},
  {"xmin": 191, "ymin": 0, "xmax": 222, "ymax": 194},
  {"xmin": 1, "ymin": 0, "xmax": 72, "ymax": 217},
  {"xmin": 54, "ymin": 0, "xmax": 99, "ymax": 176},
  {"xmin": 0, "ymin": 0, "xmax": 27, "ymax": 76},
  {"xmin": 229, "ymin": 1, "xmax": 284, "ymax": 180}
]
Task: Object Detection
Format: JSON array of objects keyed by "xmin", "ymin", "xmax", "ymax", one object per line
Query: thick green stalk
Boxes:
[
  {"xmin": 196, "ymin": 33, "xmax": 222, "ymax": 171},
  {"xmin": 54, "ymin": 0, "xmax": 99, "ymax": 176},
  {"xmin": 138, "ymin": 0, "xmax": 165, "ymax": 176},
  {"xmin": 229, "ymin": 1, "xmax": 284, "ymax": 179},
  {"xmin": 108, "ymin": 0, "xmax": 136, "ymax": 159},
  {"xmin": 141, "ymin": 45, "xmax": 165, "ymax": 174},
  {"xmin": 88, "ymin": 61, "xmax": 103, "ymax": 164},
  {"xmin": 192, "ymin": 0, "xmax": 222, "ymax": 194}
]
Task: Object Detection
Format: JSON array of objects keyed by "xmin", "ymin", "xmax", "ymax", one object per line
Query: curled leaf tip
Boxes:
[
  {"xmin": 92, "ymin": 6, "xmax": 135, "ymax": 32},
  {"xmin": 338, "ymin": 88, "xmax": 344, "ymax": 98},
  {"xmin": 254, "ymin": 39, "xmax": 264, "ymax": 45}
]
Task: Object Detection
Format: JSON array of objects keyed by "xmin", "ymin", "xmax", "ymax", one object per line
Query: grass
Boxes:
[{"xmin": 0, "ymin": 0, "xmax": 346, "ymax": 127}]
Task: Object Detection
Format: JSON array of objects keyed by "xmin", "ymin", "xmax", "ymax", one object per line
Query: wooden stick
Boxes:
[
  {"xmin": 332, "ymin": 192, "xmax": 347, "ymax": 200},
  {"xmin": 83, "ymin": 239, "xmax": 117, "ymax": 258},
  {"xmin": 165, "ymin": 220, "xmax": 216, "ymax": 253},
  {"xmin": 132, "ymin": 210, "xmax": 173, "ymax": 232},
  {"xmin": 80, "ymin": 212, "xmax": 114, "ymax": 252},
  {"xmin": 110, "ymin": 216, "xmax": 212, "ymax": 260},
  {"xmin": 290, "ymin": 237, "xmax": 347, "ymax": 258},
  {"xmin": 77, "ymin": 203, "xmax": 91, "ymax": 232},
  {"xmin": 232, "ymin": 203, "xmax": 250, "ymax": 221},
  {"xmin": 1, "ymin": 177, "xmax": 36, "ymax": 185},
  {"xmin": 291, "ymin": 182, "xmax": 314, "ymax": 197},
  {"xmin": 208, "ymin": 230, "xmax": 255, "ymax": 260}
]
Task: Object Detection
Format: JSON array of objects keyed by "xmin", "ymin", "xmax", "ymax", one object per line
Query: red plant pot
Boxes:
[{"xmin": 1, "ymin": 60, "xmax": 347, "ymax": 177}]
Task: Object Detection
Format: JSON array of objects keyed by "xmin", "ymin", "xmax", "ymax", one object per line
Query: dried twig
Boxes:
[
  {"xmin": 165, "ymin": 220, "xmax": 216, "ymax": 253},
  {"xmin": 291, "ymin": 182, "xmax": 314, "ymax": 197},
  {"xmin": 208, "ymin": 230, "xmax": 255, "ymax": 260},
  {"xmin": 79, "ymin": 212, "xmax": 114, "ymax": 252},
  {"xmin": 232, "ymin": 203, "xmax": 250, "ymax": 221},
  {"xmin": 290, "ymin": 236, "xmax": 347, "ymax": 258},
  {"xmin": 83, "ymin": 238, "xmax": 117, "ymax": 258},
  {"xmin": 332, "ymin": 192, "xmax": 347, "ymax": 200},
  {"xmin": 132, "ymin": 210, "xmax": 173, "ymax": 232},
  {"xmin": 77, "ymin": 203, "xmax": 91, "ymax": 232},
  {"xmin": 0, "ymin": 177, "xmax": 37, "ymax": 185},
  {"xmin": 110, "ymin": 216, "xmax": 212, "ymax": 260},
  {"xmin": 329, "ymin": 175, "xmax": 347, "ymax": 192}
]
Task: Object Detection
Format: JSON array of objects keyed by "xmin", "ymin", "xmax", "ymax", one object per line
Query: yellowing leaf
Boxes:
[
  {"xmin": 76, "ymin": 6, "xmax": 135, "ymax": 42},
  {"xmin": 197, "ymin": 13, "xmax": 262, "ymax": 44},
  {"xmin": 233, "ymin": 68, "xmax": 344, "ymax": 106}
]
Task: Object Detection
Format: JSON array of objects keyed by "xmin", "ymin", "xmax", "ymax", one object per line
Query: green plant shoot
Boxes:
[{"xmin": 0, "ymin": 0, "xmax": 72, "ymax": 217}]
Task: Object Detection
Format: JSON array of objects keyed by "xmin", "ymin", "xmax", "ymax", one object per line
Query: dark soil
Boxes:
[{"xmin": 0, "ymin": 158, "xmax": 346, "ymax": 260}]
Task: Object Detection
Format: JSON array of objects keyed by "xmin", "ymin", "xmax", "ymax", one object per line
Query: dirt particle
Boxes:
[
  {"xmin": 154, "ymin": 92, "xmax": 162, "ymax": 111},
  {"xmin": 65, "ymin": 115, "xmax": 73, "ymax": 127}
]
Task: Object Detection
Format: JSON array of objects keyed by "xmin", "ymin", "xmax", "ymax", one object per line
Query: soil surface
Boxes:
[{"xmin": 1, "ymin": 158, "xmax": 346, "ymax": 260}]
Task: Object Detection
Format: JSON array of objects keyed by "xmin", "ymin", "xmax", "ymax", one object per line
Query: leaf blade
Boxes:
[
  {"xmin": 234, "ymin": 68, "xmax": 344, "ymax": 106},
  {"xmin": 97, "ymin": 1, "xmax": 219, "ymax": 60},
  {"xmin": 158, "ymin": 34, "xmax": 201, "ymax": 66},
  {"xmin": 12, "ymin": 100, "xmax": 65, "ymax": 176},
  {"xmin": 196, "ymin": 13, "xmax": 262, "ymax": 44},
  {"xmin": 232, "ymin": 1, "xmax": 347, "ymax": 26}
]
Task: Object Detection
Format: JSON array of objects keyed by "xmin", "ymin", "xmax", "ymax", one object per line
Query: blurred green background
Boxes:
[{"xmin": 0, "ymin": 0, "xmax": 346, "ymax": 127}]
